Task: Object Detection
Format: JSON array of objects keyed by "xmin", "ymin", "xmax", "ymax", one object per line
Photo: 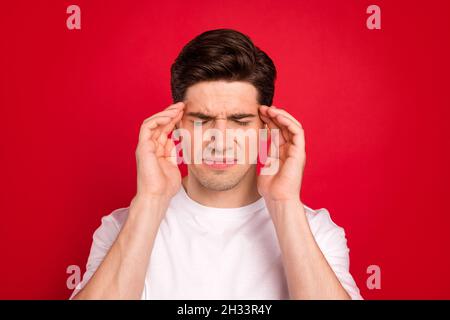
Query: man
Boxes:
[{"xmin": 70, "ymin": 29, "xmax": 362, "ymax": 300}]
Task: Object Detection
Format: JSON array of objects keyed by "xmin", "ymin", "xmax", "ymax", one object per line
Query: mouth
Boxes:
[{"xmin": 202, "ymin": 158, "xmax": 237, "ymax": 170}]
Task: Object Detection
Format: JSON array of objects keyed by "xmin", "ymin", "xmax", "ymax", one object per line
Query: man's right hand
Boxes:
[
  {"xmin": 71, "ymin": 103, "xmax": 185, "ymax": 300},
  {"xmin": 134, "ymin": 102, "xmax": 185, "ymax": 205}
]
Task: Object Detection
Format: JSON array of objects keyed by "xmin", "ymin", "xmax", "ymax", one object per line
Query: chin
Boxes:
[{"xmin": 192, "ymin": 170, "xmax": 242, "ymax": 191}]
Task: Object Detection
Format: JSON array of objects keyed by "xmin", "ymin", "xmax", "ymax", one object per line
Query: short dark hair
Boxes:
[{"xmin": 170, "ymin": 29, "xmax": 276, "ymax": 106}]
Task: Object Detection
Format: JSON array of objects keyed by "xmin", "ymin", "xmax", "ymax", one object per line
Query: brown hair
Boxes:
[{"xmin": 171, "ymin": 29, "xmax": 276, "ymax": 106}]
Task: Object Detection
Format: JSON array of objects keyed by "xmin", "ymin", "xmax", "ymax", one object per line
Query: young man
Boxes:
[{"xmin": 70, "ymin": 29, "xmax": 362, "ymax": 300}]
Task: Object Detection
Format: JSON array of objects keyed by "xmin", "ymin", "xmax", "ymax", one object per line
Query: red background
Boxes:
[{"xmin": 1, "ymin": 0, "xmax": 449, "ymax": 299}]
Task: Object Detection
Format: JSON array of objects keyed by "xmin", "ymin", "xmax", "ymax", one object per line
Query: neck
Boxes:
[{"xmin": 182, "ymin": 167, "xmax": 261, "ymax": 208}]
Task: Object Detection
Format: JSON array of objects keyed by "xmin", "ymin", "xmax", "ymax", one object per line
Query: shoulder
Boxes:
[
  {"xmin": 99, "ymin": 206, "xmax": 129, "ymax": 229},
  {"xmin": 303, "ymin": 204, "xmax": 363, "ymax": 299},
  {"xmin": 304, "ymin": 203, "xmax": 343, "ymax": 229},
  {"xmin": 92, "ymin": 207, "xmax": 130, "ymax": 244},
  {"xmin": 106, "ymin": 206, "xmax": 129, "ymax": 227},
  {"xmin": 302, "ymin": 204, "xmax": 348, "ymax": 253}
]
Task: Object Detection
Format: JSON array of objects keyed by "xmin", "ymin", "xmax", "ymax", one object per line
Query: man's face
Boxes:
[{"xmin": 179, "ymin": 80, "xmax": 264, "ymax": 191}]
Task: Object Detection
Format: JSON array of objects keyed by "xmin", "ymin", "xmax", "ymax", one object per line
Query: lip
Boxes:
[{"xmin": 202, "ymin": 158, "xmax": 237, "ymax": 170}]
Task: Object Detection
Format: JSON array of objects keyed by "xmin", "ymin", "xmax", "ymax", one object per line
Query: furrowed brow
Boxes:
[
  {"xmin": 186, "ymin": 112, "xmax": 256, "ymax": 120},
  {"xmin": 185, "ymin": 112, "xmax": 215, "ymax": 120}
]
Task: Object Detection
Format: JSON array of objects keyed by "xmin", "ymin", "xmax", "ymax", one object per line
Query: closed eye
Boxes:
[
  {"xmin": 192, "ymin": 119, "xmax": 250, "ymax": 126},
  {"xmin": 187, "ymin": 112, "xmax": 255, "ymax": 127},
  {"xmin": 234, "ymin": 120, "xmax": 250, "ymax": 126},
  {"xmin": 192, "ymin": 119, "xmax": 210, "ymax": 125}
]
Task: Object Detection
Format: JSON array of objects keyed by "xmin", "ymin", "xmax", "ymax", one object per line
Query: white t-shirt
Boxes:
[{"xmin": 70, "ymin": 185, "xmax": 362, "ymax": 300}]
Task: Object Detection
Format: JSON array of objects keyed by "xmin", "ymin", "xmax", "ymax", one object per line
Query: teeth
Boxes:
[{"xmin": 204, "ymin": 159, "xmax": 236, "ymax": 163}]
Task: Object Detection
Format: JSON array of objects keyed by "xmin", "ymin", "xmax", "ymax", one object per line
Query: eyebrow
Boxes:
[{"xmin": 186, "ymin": 112, "xmax": 256, "ymax": 120}]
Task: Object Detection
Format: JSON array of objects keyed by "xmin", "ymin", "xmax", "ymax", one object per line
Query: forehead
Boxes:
[{"xmin": 184, "ymin": 81, "xmax": 259, "ymax": 115}]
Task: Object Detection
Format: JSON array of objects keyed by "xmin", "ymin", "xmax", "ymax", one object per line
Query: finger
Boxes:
[
  {"xmin": 259, "ymin": 105, "xmax": 271, "ymax": 117},
  {"xmin": 162, "ymin": 101, "xmax": 185, "ymax": 113},
  {"xmin": 259, "ymin": 117, "xmax": 282, "ymax": 159},
  {"xmin": 162, "ymin": 110, "xmax": 184, "ymax": 134},
  {"xmin": 267, "ymin": 106, "xmax": 302, "ymax": 143},
  {"xmin": 146, "ymin": 109, "xmax": 184, "ymax": 141},
  {"xmin": 155, "ymin": 138, "xmax": 165, "ymax": 157},
  {"xmin": 164, "ymin": 137, "xmax": 178, "ymax": 165},
  {"xmin": 269, "ymin": 125, "xmax": 281, "ymax": 153},
  {"xmin": 259, "ymin": 113, "xmax": 275, "ymax": 128},
  {"xmin": 259, "ymin": 106, "xmax": 288, "ymax": 144},
  {"xmin": 275, "ymin": 114, "xmax": 301, "ymax": 134},
  {"xmin": 267, "ymin": 107, "xmax": 300, "ymax": 126},
  {"xmin": 268, "ymin": 105, "xmax": 301, "ymax": 128},
  {"xmin": 260, "ymin": 106, "xmax": 290, "ymax": 144},
  {"xmin": 142, "ymin": 102, "xmax": 184, "ymax": 124},
  {"xmin": 143, "ymin": 108, "xmax": 181, "ymax": 124},
  {"xmin": 155, "ymin": 110, "xmax": 184, "ymax": 144},
  {"xmin": 139, "ymin": 116, "xmax": 173, "ymax": 142},
  {"xmin": 153, "ymin": 119, "xmax": 180, "ymax": 157},
  {"xmin": 275, "ymin": 114, "xmax": 305, "ymax": 151}
]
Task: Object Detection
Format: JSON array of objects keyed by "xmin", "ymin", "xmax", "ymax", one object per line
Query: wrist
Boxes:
[
  {"xmin": 264, "ymin": 197, "xmax": 303, "ymax": 212},
  {"xmin": 130, "ymin": 194, "xmax": 170, "ymax": 222},
  {"xmin": 265, "ymin": 198, "xmax": 308, "ymax": 227}
]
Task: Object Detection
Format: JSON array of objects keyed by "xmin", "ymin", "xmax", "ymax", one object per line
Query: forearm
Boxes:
[
  {"xmin": 72, "ymin": 195, "xmax": 168, "ymax": 299},
  {"xmin": 267, "ymin": 199, "xmax": 351, "ymax": 300}
]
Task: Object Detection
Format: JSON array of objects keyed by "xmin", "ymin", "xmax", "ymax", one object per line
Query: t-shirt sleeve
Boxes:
[
  {"xmin": 305, "ymin": 206, "xmax": 363, "ymax": 300},
  {"xmin": 68, "ymin": 208, "xmax": 127, "ymax": 299}
]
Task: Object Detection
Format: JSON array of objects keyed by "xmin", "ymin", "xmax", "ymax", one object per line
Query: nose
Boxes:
[
  {"xmin": 207, "ymin": 118, "xmax": 235, "ymax": 155},
  {"xmin": 212, "ymin": 117, "xmax": 228, "ymax": 131}
]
